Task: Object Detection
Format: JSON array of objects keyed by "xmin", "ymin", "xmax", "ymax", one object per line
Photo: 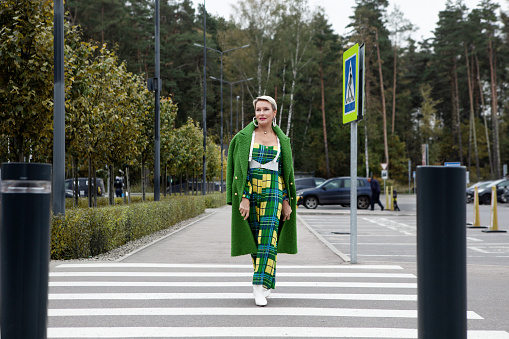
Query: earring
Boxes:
[
  {"xmin": 272, "ymin": 117, "xmax": 277, "ymax": 127},
  {"xmin": 253, "ymin": 117, "xmax": 259, "ymax": 127}
]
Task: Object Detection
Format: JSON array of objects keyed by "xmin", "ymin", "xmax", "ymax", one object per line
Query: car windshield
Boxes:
[
  {"xmin": 478, "ymin": 182, "xmax": 491, "ymax": 189},
  {"xmin": 468, "ymin": 181, "xmax": 490, "ymax": 189},
  {"xmin": 323, "ymin": 179, "xmax": 341, "ymax": 189},
  {"xmin": 487, "ymin": 179, "xmax": 504, "ymax": 187}
]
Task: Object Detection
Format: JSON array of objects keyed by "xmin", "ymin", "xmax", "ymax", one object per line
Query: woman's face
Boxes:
[{"xmin": 255, "ymin": 100, "xmax": 276, "ymax": 127}]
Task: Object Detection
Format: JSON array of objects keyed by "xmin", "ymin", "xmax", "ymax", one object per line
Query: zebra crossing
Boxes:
[{"xmin": 47, "ymin": 263, "xmax": 509, "ymax": 338}]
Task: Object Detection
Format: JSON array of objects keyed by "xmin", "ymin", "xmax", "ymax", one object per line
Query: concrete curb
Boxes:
[{"xmin": 297, "ymin": 214, "xmax": 351, "ymax": 263}]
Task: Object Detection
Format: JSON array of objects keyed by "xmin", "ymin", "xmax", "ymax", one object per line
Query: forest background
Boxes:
[{"xmin": 1, "ymin": 0, "xmax": 508, "ymax": 193}]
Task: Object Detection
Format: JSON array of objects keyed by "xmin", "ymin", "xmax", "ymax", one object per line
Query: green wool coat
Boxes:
[{"xmin": 226, "ymin": 122, "xmax": 298, "ymax": 257}]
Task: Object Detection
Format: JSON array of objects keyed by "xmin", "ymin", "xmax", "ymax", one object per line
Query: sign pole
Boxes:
[
  {"xmin": 350, "ymin": 121, "xmax": 358, "ymax": 264},
  {"xmin": 343, "ymin": 43, "xmax": 364, "ymax": 264}
]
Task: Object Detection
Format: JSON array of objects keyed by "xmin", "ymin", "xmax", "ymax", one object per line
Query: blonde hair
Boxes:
[{"xmin": 253, "ymin": 95, "xmax": 277, "ymax": 112}]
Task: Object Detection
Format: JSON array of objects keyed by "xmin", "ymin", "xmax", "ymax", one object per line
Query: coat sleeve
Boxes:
[{"xmin": 226, "ymin": 138, "xmax": 235, "ymax": 205}]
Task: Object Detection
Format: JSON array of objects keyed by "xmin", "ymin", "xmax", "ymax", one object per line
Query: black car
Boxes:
[
  {"xmin": 65, "ymin": 178, "xmax": 105, "ymax": 198},
  {"xmin": 294, "ymin": 177, "xmax": 326, "ymax": 191},
  {"xmin": 501, "ymin": 186, "xmax": 509, "ymax": 203},
  {"xmin": 466, "ymin": 181, "xmax": 492, "ymax": 203},
  {"xmin": 476, "ymin": 178, "xmax": 509, "ymax": 205},
  {"xmin": 296, "ymin": 177, "xmax": 372, "ymax": 209}
]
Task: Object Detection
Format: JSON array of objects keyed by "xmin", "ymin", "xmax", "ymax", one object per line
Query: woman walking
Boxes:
[{"xmin": 226, "ymin": 95, "xmax": 297, "ymax": 306}]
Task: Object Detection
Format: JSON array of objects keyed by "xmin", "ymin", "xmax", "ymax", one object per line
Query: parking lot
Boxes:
[{"xmin": 297, "ymin": 194, "xmax": 509, "ymax": 266}]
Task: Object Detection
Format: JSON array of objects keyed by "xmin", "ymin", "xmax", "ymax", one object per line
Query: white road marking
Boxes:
[
  {"xmin": 469, "ymin": 247, "xmax": 491, "ymax": 254},
  {"xmin": 55, "ymin": 263, "xmax": 404, "ymax": 270},
  {"xmin": 46, "ymin": 307, "xmax": 483, "ymax": 319},
  {"xmin": 330, "ymin": 243, "xmax": 414, "ymax": 246},
  {"xmin": 49, "ymin": 281, "xmax": 418, "ymax": 288},
  {"xmin": 48, "ymin": 292, "xmax": 417, "ymax": 301},
  {"xmin": 361, "ymin": 217, "xmax": 415, "ymax": 235},
  {"xmin": 49, "ymin": 271, "xmax": 416, "ymax": 278},
  {"xmin": 45, "ymin": 327, "xmax": 509, "ymax": 338}
]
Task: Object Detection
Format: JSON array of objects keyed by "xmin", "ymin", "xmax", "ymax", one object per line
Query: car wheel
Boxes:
[
  {"xmin": 482, "ymin": 194, "xmax": 491, "ymax": 205},
  {"xmin": 357, "ymin": 196, "xmax": 371, "ymax": 209},
  {"xmin": 304, "ymin": 196, "xmax": 318, "ymax": 209}
]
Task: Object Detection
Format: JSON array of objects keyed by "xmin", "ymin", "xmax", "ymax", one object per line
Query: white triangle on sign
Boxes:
[{"xmin": 381, "ymin": 163, "xmax": 388, "ymax": 170}]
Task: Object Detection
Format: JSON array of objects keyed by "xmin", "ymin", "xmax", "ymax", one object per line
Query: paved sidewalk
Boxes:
[{"xmin": 120, "ymin": 205, "xmax": 343, "ymax": 265}]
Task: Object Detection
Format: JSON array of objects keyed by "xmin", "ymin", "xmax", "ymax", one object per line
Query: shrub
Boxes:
[{"xmin": 52, "ymin": 193, "xmax": 225, "ymax": 259}]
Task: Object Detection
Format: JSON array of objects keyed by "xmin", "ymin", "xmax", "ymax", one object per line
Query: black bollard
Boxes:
[
  {"xmin": 417, "ymin": 166, "xmax": 466, "ymax": 339},
  {"xmin": 1, "ymin": 163, "xmax": 52, "ymax": 339}
]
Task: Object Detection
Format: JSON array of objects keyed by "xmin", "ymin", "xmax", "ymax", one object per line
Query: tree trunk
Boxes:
[
  {"xmin": 278, "ymin": 62, "xmax": 286, "ymax": 126},
  {"xmin": 488, "ymin": 36, "xmax": 501, "ymax": 178},
  {"xmin": 365, "ymin": 50, "xmax": 370, "ymax": 178},
  {"xmin": 88, "ymin": 157, "xmax": 92, "ymax": 208},
  {"xmin": 93, "ymin": 166, "xmax": 97, "ymax": 207},
  {"xmin": 127, "ymin": 167, "xmax": 131, "ymax": 204},
  {"xmin": 475, "ymin": 52, "xmax": 494, "ymax": 178},
  {"xmin": 391, "ymin": 45, "xmax": 397, "ymax": 135},
  {"xmin": 375, "ymin": 29, "xmax": 389, "ymax": 166},
  {"xmin": 319, "ymin": 62, "xmax": 330, "ymax": 179},
  {"xmin": 302, "ymin": 93, "xmax": 314, "ymax": 150},
  {"xmin": 465, "ymin": 44, "xmax": 480, "ymax": 179},
  {"xmin": 286, "ymin": 76, "xmax": 296, "ymax": 136},
  {"xmin": 14, "ymin": 135, "xmax": 24, "ymax": 162},
  {"xmin": 74, "ymin": 157, "xmax": 79, "ymax": 206},
  {"xmin": 264, "ymin": 55, "xmax": 271, "ymax": 96},
  {"xmin": 163, "ymin": 166, "xmax": 167, "ymax": 197},
  {"xmin": 449, "ymin": 66, "xmax": 460, "ymax": 163},
  {"xmin": 142, "ymin": 159, "xmax": 146, "ymax": 201},
  {"xmin": 109, "ymin": 164, "xmax": 114, "ymax": 205},
  {"xmin": 122, "ymin": 168, "xmax": 127, "ymax": 204},
  {"xmin": 453, "ymin": 58, "xmax": 463, "ymax": 164}
]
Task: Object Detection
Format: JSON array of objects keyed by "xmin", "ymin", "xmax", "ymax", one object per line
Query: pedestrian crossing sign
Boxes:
[{"xmin": 343, "ymin": 43, "xmax": 365, "ymax": 124}]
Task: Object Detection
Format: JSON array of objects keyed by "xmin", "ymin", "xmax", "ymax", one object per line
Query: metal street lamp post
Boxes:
[
  {"xmin": 210, "ymin": 77, "xmax": 253, "ymax": 139},
  {"xmin": 154, "ymin": 0, "xmax": 161, "ymax": 201},
  {"xmin": 53, "ymin": 0, "xmax": 65, "ymax": 216},
  {"xmin": 236, "ymin": 95, "xmax": 239, "ymax": 133},
  {"xmin": 193, "ymin": 44, "xmax": 249, "ymax": 192}
]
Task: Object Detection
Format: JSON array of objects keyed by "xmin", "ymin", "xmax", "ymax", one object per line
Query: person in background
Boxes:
[
  {"xmin": 367, "ymin": 177, "xmax": 384, "ymax": 211},
  {"xmin": 226, "ymin": 95, "xmax": 297, "ymax": 307},
  {"xmin": 114, "ymin": 176, "xmax": 123, "ymax": 198}
]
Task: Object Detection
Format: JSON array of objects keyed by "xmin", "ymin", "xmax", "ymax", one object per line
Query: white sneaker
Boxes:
[
  {"xmin": 263, "ymin": 287, "xmax": 271, "ymax": 298},
  {"xmin": 253, "ymin": 285, "xmax": 267, "ymax": 306}
]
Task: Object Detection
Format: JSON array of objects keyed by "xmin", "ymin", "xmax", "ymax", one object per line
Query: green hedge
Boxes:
[{"xmin": 52, "ymin": 193, "xmax": 225, "ymax": 260}]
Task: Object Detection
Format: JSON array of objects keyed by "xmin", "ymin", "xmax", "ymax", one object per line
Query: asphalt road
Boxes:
[
  {"xmin": 298, "ymin": 194, "xmax": 509, "ymax": 334},
  {"xmin": 45, "ymin": 198, "xmax": 509, "ymax": 338}
]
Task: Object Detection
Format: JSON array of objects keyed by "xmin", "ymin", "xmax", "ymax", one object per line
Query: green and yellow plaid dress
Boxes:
[{"xmin": 243, "ymin": 142, "xmax": 288, "ymax": 289}]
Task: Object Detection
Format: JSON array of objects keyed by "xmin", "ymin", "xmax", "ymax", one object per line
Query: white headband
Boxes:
[{"xmin": 253, "ymin": 96, "xmax": 277, "ymax": 112}]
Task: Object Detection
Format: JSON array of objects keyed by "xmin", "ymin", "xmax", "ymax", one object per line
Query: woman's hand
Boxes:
[
  {"xmin": 281, "ymin": 199, "xmax": 292, "ymax": 221},
  {"xmin": 239, "ymin": 197, "xmax": 250, "ymax": 220}
]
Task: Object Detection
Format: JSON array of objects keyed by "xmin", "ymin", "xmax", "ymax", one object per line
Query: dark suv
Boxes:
[
  {"xmin": 296, "ymin": 177, "xmax": 372, "ymax": 209},
  {"xmin": 65, "ymin": 178, "xmax": 105, "ymax": 198}
]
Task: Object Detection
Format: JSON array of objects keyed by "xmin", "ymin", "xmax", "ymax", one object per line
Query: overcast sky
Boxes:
[{"xmin": 192, "ymin": 0, "xmax": 507, "ymax": 42}]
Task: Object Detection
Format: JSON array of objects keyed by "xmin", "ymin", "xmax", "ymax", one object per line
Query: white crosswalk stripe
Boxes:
[{"xmin": 48, "ymin": 263, "xmax": 509, "ymax": 338}]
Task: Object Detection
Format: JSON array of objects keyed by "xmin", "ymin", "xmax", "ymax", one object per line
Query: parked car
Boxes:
[
  {"xmin": 466, "ymin": 180, "xmax": 492, "ymax": 203},
  {"xmin": 476, "ymin": 178, "xmax": 509, "ymax": 205},
  {"xmin": 296, "ymin": 177, "xmax": 372, "ymax": 209},
  {"xmin": 294, "ymin": 177, "xmax": 326, "ymax": 191},
  {"xmin": 64, "ymin": 178, "xmax": 105, "ymax": 198},
  {"xmin": 501, "ymin": 187, "xmax": 509, "ymax": 203}
]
